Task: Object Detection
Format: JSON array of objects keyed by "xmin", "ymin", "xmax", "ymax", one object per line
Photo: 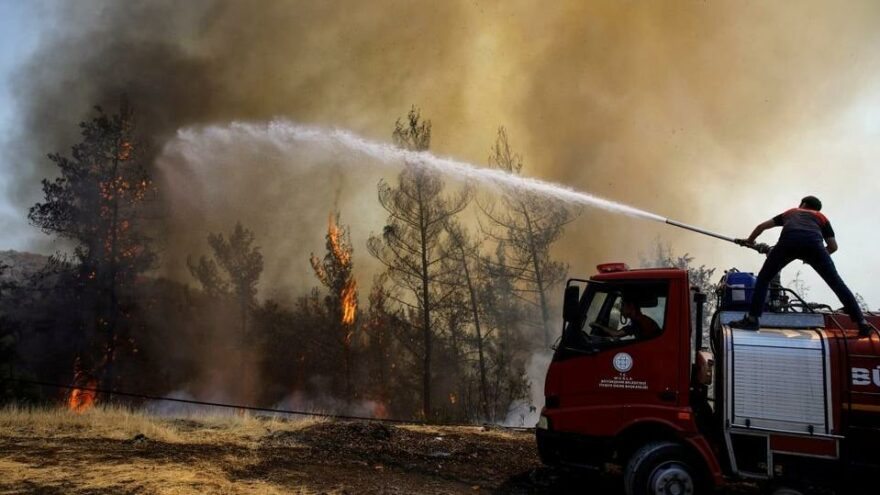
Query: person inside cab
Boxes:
[{"xmin": 593, "ymin": 295, "xmax": 662, "ymax": 340}]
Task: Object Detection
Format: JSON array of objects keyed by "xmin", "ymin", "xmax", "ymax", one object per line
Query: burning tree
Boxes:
[
  {"xmin": 480, "ymin": 127, "xmax": 577, "ymax": 347},
  {"xmin": 368, "ymin": 108, "xmax": 470, "ymax": 419},
  {"xmin": 28, "ymin": 102, "xmax": 155, "ymax": 409},
  {"xmin": 310, "ymin": 213, "xmax": 358, "ymax": 400}
]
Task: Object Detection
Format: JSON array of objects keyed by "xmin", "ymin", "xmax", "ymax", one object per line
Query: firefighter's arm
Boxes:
[
  {"xmin": 825, "ymin": 237, "xmax": 838, "ymax": 254},
  {"xmin": 746, "ymin": 219, "xmax": 778, "ymax": 243}
]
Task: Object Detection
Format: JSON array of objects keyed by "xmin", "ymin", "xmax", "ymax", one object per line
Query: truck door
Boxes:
[{"xmin": 552, "ymin": 280, "xmax": 683, "ymax": 433}]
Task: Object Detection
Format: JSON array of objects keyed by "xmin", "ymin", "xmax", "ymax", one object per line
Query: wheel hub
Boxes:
[{"xmin": 649, "ymin": 463, "xmax": 694, "ymax": 495}]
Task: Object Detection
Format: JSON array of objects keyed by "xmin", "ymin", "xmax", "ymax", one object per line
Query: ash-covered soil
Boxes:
[{"xmin": 0, "ymin": 409, "xmax": 761, "ymax": 494}]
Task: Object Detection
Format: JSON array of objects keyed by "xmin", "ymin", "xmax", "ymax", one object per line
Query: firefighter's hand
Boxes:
[{"xmin": 734, "ymin": 238, "xmax": 754, "ymax": 247}]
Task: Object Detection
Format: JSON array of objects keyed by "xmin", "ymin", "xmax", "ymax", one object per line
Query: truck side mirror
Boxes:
[{"xmin": 563, "ymin": 285, "xmax": 580, "ymax": 323}]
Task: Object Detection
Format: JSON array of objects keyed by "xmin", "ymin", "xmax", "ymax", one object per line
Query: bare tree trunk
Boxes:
[{"xmin": 457, "ymin": 243, "xmax": 490, "ymax": 420}]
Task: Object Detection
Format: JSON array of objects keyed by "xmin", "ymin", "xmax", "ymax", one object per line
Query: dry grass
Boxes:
[
  {"xmin": 0, "ymin": 404, "xmax": 324, "ymax": 445},
  {"xmin": 0, "ymin": 403, "xmax": 183, "ymax": 443},
  {"xmin": 0, "ymin": 405, "xmax": 339, "ymax": 494},
  {"xmin": 0, "ymin": 457, "xmax": 288, "ymax": 495},
  {"xmin": 0, "ymin": 406, "xmax": 572, "ymax": 494}
]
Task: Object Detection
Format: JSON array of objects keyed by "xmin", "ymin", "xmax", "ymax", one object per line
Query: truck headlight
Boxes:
[{"xmin": 537, "ymin": 415, "xmax": 550, "ymax": 430}]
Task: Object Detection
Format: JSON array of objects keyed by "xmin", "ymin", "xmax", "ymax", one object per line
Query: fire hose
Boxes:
[{"xmin": 664, "ymin": 219, "xmax": 771, "ymax": 254}]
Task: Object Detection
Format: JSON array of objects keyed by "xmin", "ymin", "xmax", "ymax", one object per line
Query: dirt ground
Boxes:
[{"xmin": 0, "ymin": 406, "xmax": 760, "ymax": 494}]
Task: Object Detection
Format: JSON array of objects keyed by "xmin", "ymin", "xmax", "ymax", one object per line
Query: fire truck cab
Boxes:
[{"xmin": 536, "ymin": 263, "xmax": 880, "ymax": 494}]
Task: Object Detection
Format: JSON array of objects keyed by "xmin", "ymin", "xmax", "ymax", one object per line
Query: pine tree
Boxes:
[
  {"xmin": 188, "ymin": 222, "xmax": 264, "ymax": 338},
  {"xmin": 480, "ymin": 127, "xmax": 577, "ymax": 347},
  {"xmin": 367, "ymin": 108, "xmax": 469, "ymax": 419}
]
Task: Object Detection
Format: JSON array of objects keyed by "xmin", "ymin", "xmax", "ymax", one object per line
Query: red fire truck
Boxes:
[{"xmin": 536, "ymin": 263, "xmax": 880, "ymax": 494}]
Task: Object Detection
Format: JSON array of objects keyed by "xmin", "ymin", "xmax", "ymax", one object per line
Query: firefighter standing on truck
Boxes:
[{"xmin": 731, "ymin": 195, "xmax": 874, "ymax": 337}]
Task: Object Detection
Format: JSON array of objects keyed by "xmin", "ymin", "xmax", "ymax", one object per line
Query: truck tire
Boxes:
[{"xmin": 624, "ymin": 441, "xmax": 705, "ymax": 495}]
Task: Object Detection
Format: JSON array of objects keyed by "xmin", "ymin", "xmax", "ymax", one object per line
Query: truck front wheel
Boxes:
[{"xmin": 624, "ymin": 441, "xmax": 704, "ymax": 495}]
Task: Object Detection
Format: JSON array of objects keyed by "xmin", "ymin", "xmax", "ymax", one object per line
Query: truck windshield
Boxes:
[{"xmin": 565, "ymin": 281, "xmax": 668, "ymax": 348}]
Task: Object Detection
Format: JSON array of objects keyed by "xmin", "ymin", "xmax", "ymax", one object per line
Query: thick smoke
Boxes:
[{"xmin": 9, "ymin": 0, "xmax": 471, "ymax": 286}]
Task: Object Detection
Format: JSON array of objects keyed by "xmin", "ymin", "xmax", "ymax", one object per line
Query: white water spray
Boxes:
[{"xmin": 169, "ymin": 120, "xmax": 667, "ymax": 223}]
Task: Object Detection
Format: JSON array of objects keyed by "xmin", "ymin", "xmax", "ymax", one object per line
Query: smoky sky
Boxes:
[{"xmin": 9, "ymin": 0, "xmax": 880, "ymax": 297}]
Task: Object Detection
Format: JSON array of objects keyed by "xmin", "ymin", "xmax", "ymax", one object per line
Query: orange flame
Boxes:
[
  {"xmin": 328, "ymin": 214, "xmax": 351, "ymax": 266},
  {"xmin": 67, "ymin": 357, "xmax": 97, "ymax": 413},
  {"xmin": 328, "ymin": 214, "xmax": 358, "ymax": 327},
  {"xmin": 68, "ymin": 379, "xmax": 97, "ymax": 413},
  {"xmin": 341, "ymin": 279, "xmax": 357, "ymax": 326}
]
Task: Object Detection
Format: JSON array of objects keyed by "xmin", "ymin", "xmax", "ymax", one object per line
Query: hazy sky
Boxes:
[{"xmin": 2, "ymin": 1, "xmax": 880, "ymax": 310}]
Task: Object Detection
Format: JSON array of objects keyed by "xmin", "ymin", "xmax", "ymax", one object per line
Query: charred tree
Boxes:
[
  {"xmin": 367, "ymin": 107, "xmax": 469, "ymax": 419},
  {"xmin": 28, "ymin": 102, "xmax": 155, "ymax": 398},
  {"xmin": 480, "ymin": 127, "xmax": 577, "ymax": 347}
]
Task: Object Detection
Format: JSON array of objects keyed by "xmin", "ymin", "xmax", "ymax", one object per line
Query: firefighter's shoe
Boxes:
[
  {"xmin": 729, "ymin": 315, "xmax": 759, "ymax": 330},
  {"xmin": 857, "ymin": 321, "xmax": 876, "ymax": 338}
]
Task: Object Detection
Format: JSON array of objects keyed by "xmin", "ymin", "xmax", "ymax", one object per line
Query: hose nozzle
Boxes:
[
  {"xmin": 665, "ymin": 219, "xmax": 770, "ymax": 255},
  {"xmin": 733, "ymin": 238, "xmax": 771, "ymax": 254},
  {"xmin": 753, "ymin": 242, "xmax": 771, "ymax": 254}
]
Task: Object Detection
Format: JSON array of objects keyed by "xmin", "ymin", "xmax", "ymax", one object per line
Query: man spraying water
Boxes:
[{"xmin": 730, "ymin": 195, "xmax": 875, "ymax": 337}]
